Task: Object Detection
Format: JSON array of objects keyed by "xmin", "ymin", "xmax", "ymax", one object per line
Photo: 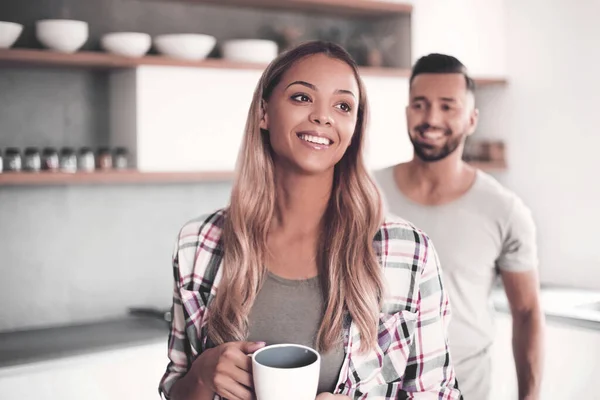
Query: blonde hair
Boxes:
[{"xmin": 207, "ymin": 41, "xmax": 384, "ymax": 353}]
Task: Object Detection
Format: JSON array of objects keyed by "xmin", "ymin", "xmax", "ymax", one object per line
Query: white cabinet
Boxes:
[
  {"xmin": 362, "ymin": 76, "xmax": 413, "ymax": 170},
  {"xmin": 491, "ymin": 312, "xmax": 600, "ymax": 400},
  {"xmin": 410, "ymin": 0, "xmax": 507, "ymax": 78},
  {"xmin": 539, "ymin": 321, "xmax": 600, "ymax": 399},
  {"xmin": 0, "ymin": 342, "xmax": 168, "ymax": 400},
  {"xmin": 110, "ymin": 66, "xmax": 263, "ymax": 172},
  {"xmin": 490, "ymin": 312, "xmax": 519, "ymax": 400},
  {"xmin": 110, "ymin": 67, "xmax": 413, "ymax": 173}
]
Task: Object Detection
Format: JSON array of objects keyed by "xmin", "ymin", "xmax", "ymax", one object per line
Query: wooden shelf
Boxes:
[
  {"xmin": 0, "ymin": 170, "xmax": 235, "ymax": 186},
  {"xmin": 0, "ymin": 49, "xmax": 271, "ymax": 70},
  {"xmin": 474, "ymin": 77, "xmax": 509, "ymax": 86},
  {"xmin": 0, "ymin": 48, "xmax": 410, "ymax": 78},
  {"xmin": 467, "ymin": 160, "xmax": 507, "ymax": 171},
  {"xmin": 0, "ymin": 49, "xmax": 504, "ymax": 85},
  {"xmin": 150, "ymin": 0, "xmax": 413, "ymax": 17},
  {"xmin": 0, "ymin": 161, "xmax": 507, "ymax": 186}
]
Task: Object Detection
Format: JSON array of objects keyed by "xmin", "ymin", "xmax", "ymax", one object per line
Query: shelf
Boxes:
[
  {"xmin": 0, "ymin": 170, "xmax": 235, "ymax": 186},
  {"xmin": 0, "ymin": 161, "xmax": 507, "ymax": 186},
  {"xmin": 148, "ymin": 0, "xmax": 413, "ymax": 17},
  {"xmin": 0, "ymin": 49, "xmax": 271, "ymax": 70},
  {"xmin": 0, "ymin": 49, "xmax": 505, "ymax": 85},
  {"xmin": 466, "ymin": 160, "xmax": 507, "ymax": 171},
  {"xmin": 0, "ymin": 49, "xmax": 409, "ymax": 78},
  {"xmin": 474, "ymin": 77, "xmax": 509, "ymax": 86}
]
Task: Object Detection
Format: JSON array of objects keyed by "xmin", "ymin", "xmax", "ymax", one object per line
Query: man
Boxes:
[{"xmin": 373, "ymin": 54, "xmax": 545, "ymax": 399}]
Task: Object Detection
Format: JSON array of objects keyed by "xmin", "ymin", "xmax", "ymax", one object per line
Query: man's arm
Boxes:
[{"xmin": 500, "ymin": 269, "xmax": 545, "ymax": 400}]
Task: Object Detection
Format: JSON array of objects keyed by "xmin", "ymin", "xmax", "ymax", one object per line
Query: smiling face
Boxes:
[
  {"xmin": 406, "ymin": 73, "xmax": 478, "ymax": 162},
  {"xmin": 260, "ymin": 53, "xmax": 360, "ymax": 175}
]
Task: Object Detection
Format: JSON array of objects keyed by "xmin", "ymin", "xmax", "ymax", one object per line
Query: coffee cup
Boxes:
[{"xmin": 252, "ymin": 343, "xmax": 321, "ymax": 400}]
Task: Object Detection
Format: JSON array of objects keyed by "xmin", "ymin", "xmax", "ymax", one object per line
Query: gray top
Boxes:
[
  {"xmin": 373, "ymin": 166, "xmax": 538, "ymax": 364},
  {"xmin": 247, "ymin": 272, "xmax": 345, "ymax": 394}
]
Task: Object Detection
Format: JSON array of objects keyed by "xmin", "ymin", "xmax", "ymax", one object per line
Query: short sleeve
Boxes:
[{"xmin": 496, "ymin": 196, "xmax": 538, "ymax": 272}]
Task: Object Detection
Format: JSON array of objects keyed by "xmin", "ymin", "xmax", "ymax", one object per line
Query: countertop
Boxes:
[
  {"xmin": 0, "ymin": 315, "xmax": 169, "ymax": 369},
  {"xmin": 1, "ymin": 286, "xmax": 598, "ymax": 370},
  {"xmin": 492, "ymin": 286, "xmax": 600, "ymax": 331}
]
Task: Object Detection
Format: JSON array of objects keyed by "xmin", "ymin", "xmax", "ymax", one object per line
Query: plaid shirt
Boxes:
[{"xmin": 159, "ymin": 209, "xmax": 461, "ymax": 399}]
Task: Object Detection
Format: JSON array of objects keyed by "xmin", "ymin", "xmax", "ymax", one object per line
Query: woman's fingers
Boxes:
[
  {"xmin": 231, "ymin": 365, "xmax": 254, "ymax": 388},
  {"xmin": 218, "ymin": 377, "xmax": 254, "ymax": 400}
]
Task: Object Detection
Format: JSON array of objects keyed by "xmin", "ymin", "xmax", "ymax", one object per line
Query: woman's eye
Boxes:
[
  {"xmin": 335, "ymin": 103, "xmax": 352, "ymax": 112},
  {"xmin": 291, "ymin": 94, "xmax": 311, "ymax": 102}
]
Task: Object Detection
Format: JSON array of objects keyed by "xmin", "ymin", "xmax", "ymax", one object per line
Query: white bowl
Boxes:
[
  {"xmin": 222, "ymin": 39, "xmax": 278, "ymax": 64},
  {"xmin": 36, "ymin": 19, "xmax": 88, "ymax": 53},
  {"xmin": 0, "ymin": 21, "xmax": 23, "ymax": 49},
  {"xmin": 101, "ymin": 32, "xmax": 151, "ymax": 57},
  {"xmin": 154, "ymin": 34, "xmax": 216, "ymax": 60}
]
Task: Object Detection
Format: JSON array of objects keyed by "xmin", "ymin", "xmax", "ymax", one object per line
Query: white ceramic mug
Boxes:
[{"xmin": 252, "ymin": 343, "xmax": 321, "ymax": 400}]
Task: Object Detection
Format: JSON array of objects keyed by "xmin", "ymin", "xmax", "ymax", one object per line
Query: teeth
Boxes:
[
  {"xmin": 423, "ymin": 132, "xmax": 443, "ymax": 139},
  {"xmin": 300, "ymin": 134, "xmax": 330, "ymax": 145}
]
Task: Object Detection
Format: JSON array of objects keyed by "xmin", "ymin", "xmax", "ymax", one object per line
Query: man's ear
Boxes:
[
  {"xmin": 467, "ymin": 107, "xmax": 479, "ymax": 136},
  {"xmin": 259, "ymin": 99, "xmax": 268, "ymax": 131}
]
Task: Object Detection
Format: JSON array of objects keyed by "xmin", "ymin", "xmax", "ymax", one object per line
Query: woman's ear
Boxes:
[{"xmin": 259, "ymin": 99, "xmax": 268, "ymax": 131}]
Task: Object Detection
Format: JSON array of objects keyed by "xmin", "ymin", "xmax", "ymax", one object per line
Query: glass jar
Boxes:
[
  {"xmin": 5, "ymin": 148, "xmax": 22, "ymax": 172},
  {"xmin": 59, "ymin": 147, "xmax": 77, "ymax": 173},
  {"xmin": 113, "ymin": 147, "xmax": 129, "ymax": 170},
  {"xmin": 0, "ymin": 149, "xmax": 3, "ymax": 173},
  {"xmin": 97, "ymin": 147, "xmax": 113, "ymax": 170},
  {"xmin": 42, "ymin": 147, "xmax": 59, "ymax": 171},
  {"xmin": 78, "ymin": 147, "xmax": 95, "ymax": 172},
  {"xmin": 24, "ymin": 147, "xmax": 41, "ymax": 172}
]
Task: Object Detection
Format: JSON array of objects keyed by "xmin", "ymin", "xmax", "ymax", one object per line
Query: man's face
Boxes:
[{"xmin": 406, "ymin": 73, "xmax": 478, "ymax": 162}]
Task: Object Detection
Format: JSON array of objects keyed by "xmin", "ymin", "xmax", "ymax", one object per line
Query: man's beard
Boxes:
[{"xmin": 409, "ymin": 123, "xmax": 463, "ymax": 162}]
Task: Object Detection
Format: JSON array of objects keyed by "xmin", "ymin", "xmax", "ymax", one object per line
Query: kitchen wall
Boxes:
[
  {"xmin": 0, "ymin": 182, "xmax": 232, "ymax": 332},
  {"xmin": 0, "ymin": 68, "xmax": 233, "ymax": 331},
  {"xmin": 4, "ymin": 0, "xmax": 598, "ymax": 333},
  {"xmin": 0, "ymin": 0, "xmax": 397, "ymax": 332},
  {"xmin": 0, "ymin": 0, "xmax": 409, "ymax": 332},
  {"xmin": 476, "ymin": 0, "xmax": 600, "ymax": 290}
]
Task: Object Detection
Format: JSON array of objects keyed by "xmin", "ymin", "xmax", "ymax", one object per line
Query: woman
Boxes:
[{"xmin": 159, "ymin": 41, "xmax": 461, "ymax": 400}]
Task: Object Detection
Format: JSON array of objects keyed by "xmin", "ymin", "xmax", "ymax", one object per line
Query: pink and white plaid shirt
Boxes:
[{"xmin": 159, "ymin": 209, "xmax": 461, "ymax": 399}]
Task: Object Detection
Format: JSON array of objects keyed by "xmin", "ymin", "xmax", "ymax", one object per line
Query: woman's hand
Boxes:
[
  {"xmin": 190, "ymin": 341, "xmax": 265, "ymax": 400},
  {"xmin": 315, "ymin": 394, "xmax": 352, "ymax": 400}
]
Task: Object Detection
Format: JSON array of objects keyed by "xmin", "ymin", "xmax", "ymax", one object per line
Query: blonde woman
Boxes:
[{"xmin": 159, "ymin": 41, "xmax": 461, "ymax": 400}]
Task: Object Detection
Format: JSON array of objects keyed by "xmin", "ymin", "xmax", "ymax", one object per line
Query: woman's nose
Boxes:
[{"xmin": 309, "ymin": 108, "xmax": 334, "ymax": 126}]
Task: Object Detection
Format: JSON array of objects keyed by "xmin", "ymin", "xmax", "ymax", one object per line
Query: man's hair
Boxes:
[{"xmin": 410, "ymin": 53, "xmax": 476, "ymax": 93}]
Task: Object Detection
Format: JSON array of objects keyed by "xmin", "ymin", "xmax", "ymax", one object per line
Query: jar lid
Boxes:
[
  {"xmin": 5, "ymin": 147, "xmax": 20, "ymax": 155},
  {"xmin": 25, "ymin": 147, "xmax": 39, "ymax": 155},
  {"xmin": 42, "ymin": 147, "xmax": 58, "ymax": 154}
]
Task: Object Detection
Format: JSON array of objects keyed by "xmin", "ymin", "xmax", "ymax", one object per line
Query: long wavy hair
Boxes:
[{"xmin": 207, "ymin": 41, "xmax": 385, "ymax": 353}]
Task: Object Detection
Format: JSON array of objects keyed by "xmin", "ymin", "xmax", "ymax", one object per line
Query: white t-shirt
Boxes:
[{"xmin": 373, "ymin": 166, "xmax": 538, "ymax": 364}]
